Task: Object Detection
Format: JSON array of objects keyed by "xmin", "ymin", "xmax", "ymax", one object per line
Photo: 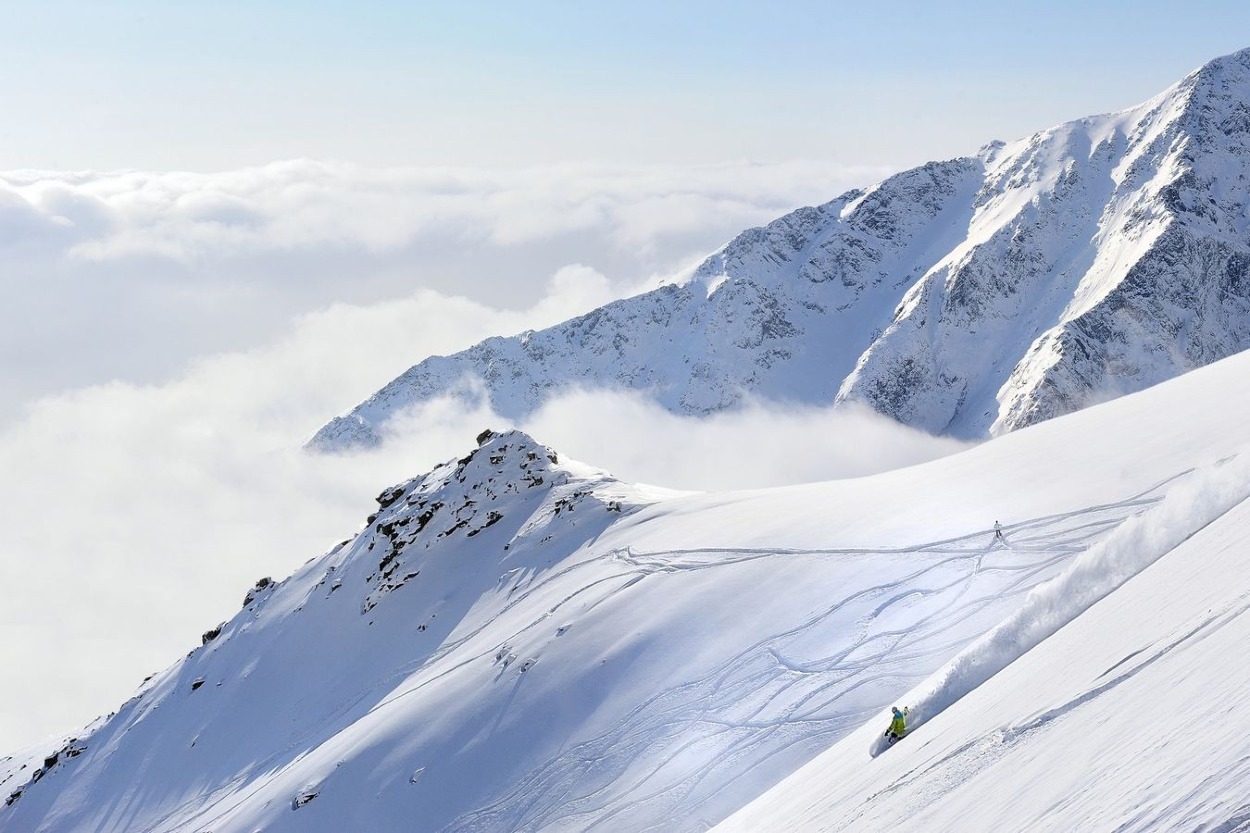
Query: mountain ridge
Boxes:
[{"xmin": 309, "ymin": 47, "xmax": 1250, "ymax": 451}]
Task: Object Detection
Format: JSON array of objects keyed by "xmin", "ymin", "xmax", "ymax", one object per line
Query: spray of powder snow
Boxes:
[{"xmin": 869, "ymin": 450, "xmax": 1250, "ymax": 756}]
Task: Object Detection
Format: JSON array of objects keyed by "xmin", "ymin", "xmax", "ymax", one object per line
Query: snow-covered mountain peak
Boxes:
[
  {"xmin": 307, "ymin": 48, "xmax": 1250, "ymax": 452},
  {"xmin": 355, "ymin": 429, "xmax": 636, "ymax": 612},
  {"xmin": 0, "ymin": 428, "xmax": 671, "ymax": 829},
  {"xmin": 1180, "ymin": 43, "xmax": 1250, "ymax": 101}
]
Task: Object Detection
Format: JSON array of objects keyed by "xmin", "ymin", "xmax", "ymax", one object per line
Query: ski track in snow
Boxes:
[
  {"xmin": 437, "ymin": 478, "xmax": 1179, "ymax": 832},
  {"xmin": 842, "ymin": 586, "xmax": 1250, "ymax": 831}
]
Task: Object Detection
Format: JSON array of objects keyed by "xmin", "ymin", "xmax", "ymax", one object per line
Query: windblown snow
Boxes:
[
  {"xmin": 8, "ymin": 336, "xmax": 1250, "ymax": 831},
  {"xmin": 716, "ymin": 404, "xmax": 1250, "ymax": 832},
  {"xmin": 312, "ymin": 47, "xmax": 1250, "ymax": 451}
]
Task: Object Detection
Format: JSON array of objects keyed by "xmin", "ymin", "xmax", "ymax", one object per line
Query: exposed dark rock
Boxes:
[
  {"xmin": 376, "ymin": 486, "xmax": 406, "ymax": 509},
  {"xmin": 292, "ymin": 788, "xmax": 319, "ymax": 809},
  {"xmin": 243, "ymin": 576, "xmax": 274, "ymax": 608}
]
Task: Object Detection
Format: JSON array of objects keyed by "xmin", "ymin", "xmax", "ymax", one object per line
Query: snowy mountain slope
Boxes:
[
  {"xmin": 716, "ymin": 439, "xmax": 1250, "ymax": 832},
  {"xmin": 311, "ymin": 47, "xmax": 1250, "ymax": 451},
  {"xmin": 8, "ymin": 350, "xmax": 1250, "ymax": 832}
]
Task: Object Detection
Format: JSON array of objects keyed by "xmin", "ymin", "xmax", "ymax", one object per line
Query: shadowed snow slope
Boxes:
[
  {"xmin": 6, "ymin": 350, "xmax": 1250, "ymax": 831},
  {"xmin": 313, "ymin": 47, "xmax": 1250, "ymax": 451}
]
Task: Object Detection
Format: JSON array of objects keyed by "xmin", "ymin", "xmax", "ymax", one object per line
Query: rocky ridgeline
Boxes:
[
  {"xmin": 310, "ymin": 48, "xmax": 1250, "ymax": 449},
  {"xmin": 306, "ymin": 429, "xmax": 623, "ymax": 616},
  {"xmin": 2, "ymin": 738, "xmax": 88, "ymax": 809},
  {"xmin": 0, "ymin": 429, "xmax": 633, "ymax": 820}
]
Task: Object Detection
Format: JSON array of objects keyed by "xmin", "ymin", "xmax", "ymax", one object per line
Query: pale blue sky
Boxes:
[{"xmin": 1, "ymin": 1, "xmax": 1247, "ymax": 170}]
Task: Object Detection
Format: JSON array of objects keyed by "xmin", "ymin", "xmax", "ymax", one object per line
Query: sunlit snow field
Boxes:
[{"xmin": 4, "ymin": 344, "xmax": 1250, "ymax": 832}]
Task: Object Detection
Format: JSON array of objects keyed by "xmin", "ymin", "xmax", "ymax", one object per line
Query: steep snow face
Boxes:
[
  {"xmin": 10, "ymin": 351, "xmax": 1250, "ymax": 832},
  {"xmin": 977, "ymin": 48, "xmax": 1250, "ymax": 435},
  {"xmin": 310, "ymin": 48, "xmax": 1250, "ymax": 452},
  {"xmin": 716, "ymin": 448, "xmax": 1250, "ymax": 832}
]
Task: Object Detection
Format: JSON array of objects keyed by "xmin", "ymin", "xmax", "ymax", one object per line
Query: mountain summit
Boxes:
[
  {"xmin": 311, "ymin": 47, "xmax": 1250, "ymax": 451},
  {"xmin": 0, "ymin": 429, "xmax": 668, "ymax": 831}
]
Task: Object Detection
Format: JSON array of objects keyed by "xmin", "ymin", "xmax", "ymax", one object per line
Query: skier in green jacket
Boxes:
[{"xmin": 885, "ymin": 706, "xmax": 907, "ymax": 741}]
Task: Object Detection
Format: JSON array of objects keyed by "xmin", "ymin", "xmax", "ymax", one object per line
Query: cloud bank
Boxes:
[{"xmin": 0, "ymin": 160, "xmax": 889, "ymax": 421}]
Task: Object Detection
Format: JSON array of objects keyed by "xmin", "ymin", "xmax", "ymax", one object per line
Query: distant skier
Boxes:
[
  {"xmin": 994, "ymin": 520, "xmax": 1007, "ymax": 545},
  {"xmin": 884, "ymin": 706, "xmax": 907, "ymax": 742}
]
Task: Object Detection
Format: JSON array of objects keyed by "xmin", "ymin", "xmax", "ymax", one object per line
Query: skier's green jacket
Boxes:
[{"xmin": 889, "ymin": 708, "xmax": 906, "ymax": 736}]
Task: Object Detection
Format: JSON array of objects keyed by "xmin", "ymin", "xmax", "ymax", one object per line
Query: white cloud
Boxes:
[
  {"xmin": 4, "ymin": 160, "xmax": 886, "ymax": 261},
  {"xmin": 516, "ymin": 391, "xmax": 973, "ymax": 491},
  {"xmin": 0, "ymin": 160, "xmax": 889, "ymax": 423}
]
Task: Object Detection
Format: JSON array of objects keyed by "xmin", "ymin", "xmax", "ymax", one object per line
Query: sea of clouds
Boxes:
[{"xmin": 0, "ymin": 158, "xmax": 889, "ymax": 416}]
